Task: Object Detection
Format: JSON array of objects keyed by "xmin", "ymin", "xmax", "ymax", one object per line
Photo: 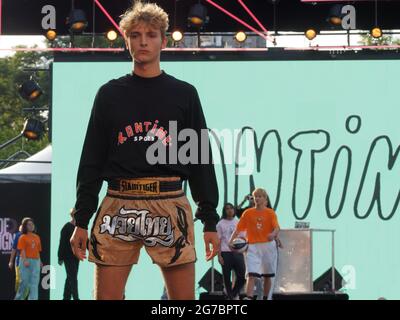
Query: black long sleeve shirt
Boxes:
[{"xmin": 74, "ymin": 71, "xmax": 219, "ymax": 232}]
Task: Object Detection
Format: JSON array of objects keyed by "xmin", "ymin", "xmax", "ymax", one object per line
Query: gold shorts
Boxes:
[{"xmin": 88, "ymin": 177, "xmax": 196, "ymax": 268}]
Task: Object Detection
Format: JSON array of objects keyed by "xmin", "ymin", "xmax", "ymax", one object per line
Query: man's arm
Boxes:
[
  {"xmin": 58, "ymin": 226, "xmax": 66, "ymax": 263},
  {"xmin": 17, "ymin": 236, "xmax": 28, "ymax": 267},
  {"xmin": 216, "ymin": 223, "xmax": 224, "ymax": 265},
  {"xmin": 74, "ymin": 86, "xmax": 109, "ymax": 230},
  {"xmin": 268, "ymin": 213, "xmax": 281, "ymax": 241},
  {"xmin": 229, "ymin": 214, "xmax": 247, "ymax": 245},
  {"xmin": 268, "ymin": 227, "xmax": 280, "ymax": 241},
  {"xmin": 186, "ymin": 86, "xmax": 219, "ymax": 232},
  {"xmin": 186, "ymin": 86, "xmax": 220, "ymax": 261},
  {"xmin": 8, "ymin": 249, "xmax": 16, "ymax": 270},
  {"xmin": 9, "ymin": 232, "xmax": 21, "ymax": 269},
  {"xmin": 229, "ymin": 229, "xmax": 241, "ymax": 246},
  {"xmin": 20, "ymin": 249, "xmax": 29, "ymax": 267},
  {"xmin": 236, "ymin": 195, "xmax": 249, "ymax": 209},
  {"xmin": 71, "ymin": 86, "xmax": 109, "ymax": 260}
]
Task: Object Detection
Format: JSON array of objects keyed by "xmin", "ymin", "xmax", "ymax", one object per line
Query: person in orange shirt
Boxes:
[
  {"xmin": 229, "ymin": 188, "xmax": 280, "ymax": 300},
  {"xmin": 14, "ymin": 218, "xmax": 42, "ymax": 300}
]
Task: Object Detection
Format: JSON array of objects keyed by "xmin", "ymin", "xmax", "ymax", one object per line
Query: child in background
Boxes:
[
  {"xmin": 230, "ymin": 188, "xmax": 280, "ymax": 300},
  {"xmin": 15, "ymin": 217, "xmax": 42, "ymax": 300}
]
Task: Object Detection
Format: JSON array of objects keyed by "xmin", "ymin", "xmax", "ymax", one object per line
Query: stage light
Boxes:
[
  {"xmin": 18, "ymin": 80, "xmax": 42, "ymax": 102},
  {"xmin": 234, "ymin": 31, "xmax": 247, "ymax": 43},
  {"xmin": 305, "ymin": 29, "xmax": 317, "ymax": 41},
  {"xmin": 68, "ymin": 9, "xmax": 88, "ymax": 33},
  {"xmin": 45, "ymin": 29, "xmax": 57, "ymax": 41},
  {"xmin": 188, "ymin": 3, "xmax": 208, "ymax": 28},
  {"xmin": 371, "ymin": 27, "xmax": 382, "ymax": 39},
  {"xmin": 106, "ymin": 30, "xmax": 118, "ymax": 42},
  {"xmin": 21, "ymin": 119, "xmax": 45, "ymax": 141},
  {"xmin": 328, "ymin": 4, "xmax": 344, "ymax": 26},
  {"xmin": 172, "ymin": 30, "xmax": 184, "ymax": 42}
]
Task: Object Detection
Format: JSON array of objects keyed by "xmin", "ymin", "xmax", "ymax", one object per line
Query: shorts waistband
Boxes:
[{"xmin": 107, "ymin": 177, "xmax": 182, "ymax": 196}]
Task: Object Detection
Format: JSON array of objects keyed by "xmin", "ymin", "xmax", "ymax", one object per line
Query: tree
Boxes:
[
  {"xmin": 0, "ymin": 45, "xmax": 51, "ymax": 168},
  {"xmin": 359, "ymin": 33, "xmax": 400, "ymax": 47},
  {"xmin": 0, "ymin": 33, "xmax": 125, "ymax": 168}
]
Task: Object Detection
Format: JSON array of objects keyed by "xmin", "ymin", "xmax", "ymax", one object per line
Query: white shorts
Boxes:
[{"xmin": 245, "ymin": 241, "xmax": 277, "ymax": 278}]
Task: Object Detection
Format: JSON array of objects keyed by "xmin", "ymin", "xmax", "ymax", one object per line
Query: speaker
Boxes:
[
  {"xmin": 273, "ymin": 292, "xmax": 349, "ymax": 300},
  {"xmin": 313, "ymin": 268, "xmax": 344, "ymax": 292},
  {"xmin": 199, "ymin": 292, "xmax": 226, "ymax": 300},
  {"xmin": 198, "ymin": 267, "xmax": 224, "ymax": 292}
]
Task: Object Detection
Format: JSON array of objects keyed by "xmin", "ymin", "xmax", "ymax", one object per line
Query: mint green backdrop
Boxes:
[{"xmin": 51, "ymin": 60, "xmax": 400, "ymax": 300}]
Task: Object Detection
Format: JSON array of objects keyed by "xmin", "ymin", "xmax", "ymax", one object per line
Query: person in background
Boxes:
[
  {"xmin": 237, "ymin": 193, "xmax": 283, "ymax": 248},
  {"xmin": 217, "ymin": 203, "xmax": 246, "ymax": 300},
  {"xmin": 8, "ymin": 224, "xmax": 29, "ymax": 298},
  {"xmin": 235, "ymin": 194, "xmax": 255, "ymax": 218},
  {"xmin": 230, "ymin": 188, "xmax": 280, "ymax": 300},
  {"xmin": 58, "ymin": 208, "xmax": 80, "ymax": 300},
  {"xmin": 15, "ymin": 217, "xmax": 42, "ymax": 300}
]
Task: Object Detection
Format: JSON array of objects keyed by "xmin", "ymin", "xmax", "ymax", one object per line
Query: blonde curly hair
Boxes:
[{"xmin": 119, "ymin": 1, "xmax": 169, "ymax": 38}]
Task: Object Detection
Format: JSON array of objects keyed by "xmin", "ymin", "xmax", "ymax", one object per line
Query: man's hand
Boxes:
[
  {"xmin": 204, "ymin": 232, "xmax": 220, "ymax": 261},
  {"xmin": 276, "ymin": 237, "xmax": 283, "ymax": 249},
  {"xmin": 70, "ymin": 226, "xmax": 88, "ymax": 261},
  {"xmin": 58, "ymin": 260, "xmax": 63, "ymax": 266},
  {"xmin": 23, "ymin": 260, "xmax": 30, "ymax": 268},
  {"xmin": 268, "ymin": 233, "xmax": 275, "ymax": 241},
  {"xmin": 8, "ymin": 261, "xmax": 14, "ymax": 270},
  {"xmin": 218, "ymin": 255, "xmax": 224, "ymax": 266}
]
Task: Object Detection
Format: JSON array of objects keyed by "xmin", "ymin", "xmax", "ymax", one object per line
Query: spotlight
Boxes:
[
  {"xmin": 305, "ymin": 28, "xmax": 317, "ymax": 41},
  {"xmin": 171, "ymin": 30, "xmax": 184, "ymax": 42},
  {"xmin": 106, "ymin": 30, "xmax": 118, "ymax": 42},
  {"xmin": 234, "ymin": 31, "xmax": 247, "ymax": 43},
  {"xmin": 45, "ymin": 29, "xmax": 57, "ymax": 41},
  {"xmin": 328, "ymin": 4, "xmax": 344, "ymax": 26},
  {"xmin": 68, "ymin": 9, "xmax": 88, "ymax": 33},
  {"xmin": 21, "ymin": 118, "xmax": 45, "ymax": 141},
  {"xmin": 371, "ymin": 27, "xmax": 382, "ymax": 39},
  {"xmin": 18, "ymin": 79, "xmax": 42, "ymax": 102},
  {"xmin": 188, "ymin": 3, "xmax": 208, "ymax": 28}
]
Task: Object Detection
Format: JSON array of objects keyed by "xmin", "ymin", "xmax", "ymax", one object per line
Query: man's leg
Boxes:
[
  {"xmin": 231, "ymin": 254, "xmax": 246, "ymax": 298},
  {"xmin": 71, "ymin": 259, "xmax": 80, "ymax": 300},
  {"xmin": 161, "ymin": 262, "xmax": 195, "ymax": 300},
  {"xmin": 65, "ymin": 259, "xmax": 79, "ymax": 300},
  {"xmin": 262, "ymin": 241, "xmax": 277, "ymax": 300},
  {"xmin": 244, "ymin": 244, "xmax": 261, "ymax": 299},
  {"xmin": 245, "ymin": 276, "xmax": 256, "ymax": 299},
  {"xmin": 63, "ymin": 260, "xmax": 72, "ymax": 300},
  {"xmin": 94, "ymin": 264, "xmax": 132, "ymax": 300},
  {"xmin": 263, "ymin": 277, "xmax": 272, "ymax": 298},
  {"xmin": 221, "ymin": 252, "xmax": 234, "ymax": 298}
]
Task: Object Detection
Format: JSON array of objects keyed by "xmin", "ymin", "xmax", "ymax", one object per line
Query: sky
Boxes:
[
  {"xmin": 0, "ymin": 35, "xmax": 47, "ymax": 58},
  {"xmin": 0, "ymin": 31, "xmax": 398, "ymax": 60}
]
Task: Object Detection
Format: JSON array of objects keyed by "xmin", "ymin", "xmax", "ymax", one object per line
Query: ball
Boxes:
[{"xmin": 230, "ymin": 237, "xmax": 248, "ymax": 253}]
